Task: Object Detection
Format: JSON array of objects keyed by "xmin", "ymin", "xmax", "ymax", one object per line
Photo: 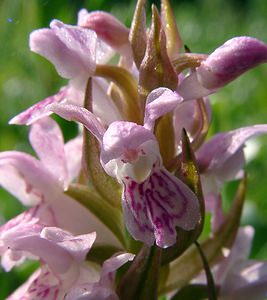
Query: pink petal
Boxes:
[
  {"xmin": 92, "ymin": 78, "xmax": 123, "ymax": 124},
  {"xmin": 49, "ymin": 103, "xmax": 106, "ymax": 142},
  {"xmin": 122, "ymin": 166, "xmax": 200, "ymax": 248},
  {"xmin": 0, "ymin": 152, "xmax": 58, "ymax": 206},
  {"xmin": 30, "ymin": 22, "xmax": 97, "ymax": 79},
  {"xmin": 30, "ymin": 117, "xmax": 68, "ymax": 188},
  {"xmin": 30, "ymin": 28, "xmax": 84, "ymax": 79},
  {"xmin": 101, "ymin": 121, "xmax": 156, "ymax": 168},
  {"xmin": 218, "ymin": 227, "xmax": 267, "ymax": 300},
  {"xmin": 99, "ymin": 253, "xmax": 134, "ymax": 287},
  {"xmin": 64, "ymin": 253, "xmax": 134, "ymax": 300},
  {"xmin": 7, "ymin": 266, "xmax": 63, "ymax": 300},
  {"xmin": 144, "ymin": 88, "xmax": 182, "ymax": 131},
  {"xmin": 173, "ymin": 97, "xmax": 212, "ymax": 145},
  {"xmin": 41, "ymin": 227, "xmax": 96, "ymax": 262},
  {"xmin": 197, "ymin": 125, "xmax": 267, "ymax": 172},
  {"xmin": 0, "ymin": 164, "xmax": 41, "ymax": 206},
  {"xmin": 0, "ymin": 206, "xmax": 55, "ymax": 271},
  {"xmin": 64, "ymin": 136, "xmax": 83, "ymax": 185},
  {"xmin": 50, "ymin": 20, "xmax": 97, "ymax": 75},
  {"xmin": 177, "ymin": 71, "xmax": 213, "ymax": 100},
  {"xmin": 204, "ymin": 193, "xmax": 225, "ymax": 232},
  {"xmin": 216, "ymin": 226, "xmax": 254, "ymax": 285},
  {"xmin": 9, "ymin": 88, "xmax": 67, "ymax": 125}
]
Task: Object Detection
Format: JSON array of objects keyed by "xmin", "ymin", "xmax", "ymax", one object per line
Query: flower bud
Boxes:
[
  {"xmin": 178, "ymin": 37, "xmax": 267, "ymax": 100},
  {"xmin": 197, "ymin": 36, "xmax": 267, "ymax": 89},
  {"xmin": 78, "ymin": 10, "xmax": 129, "ymax": 49}
]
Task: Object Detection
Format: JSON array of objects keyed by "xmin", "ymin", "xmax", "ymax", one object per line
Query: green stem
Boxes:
[{"xmin": 194, "ymin": 241, "xmax": 218, "ymax": 300}]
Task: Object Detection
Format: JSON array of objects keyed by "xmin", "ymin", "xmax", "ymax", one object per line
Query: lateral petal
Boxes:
[{"xmin": 30, "ymin": 117, "xmax": 68, "ymax": 188}]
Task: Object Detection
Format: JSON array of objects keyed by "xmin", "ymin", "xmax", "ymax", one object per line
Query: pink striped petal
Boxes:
[
  {"xmin": 197, "ymin": 37, "xmax": 267, "ymax": 90},
  {"xmin": 9, "ymin": 88, "xmax": 67, "ymax": 125},
  {"xmin": 122, "ymin": 166, "xmax": 200, "ymax": 248},
  {"xmin": 7, "ymin": 267, "xmax": 62, "ymax": 300}
]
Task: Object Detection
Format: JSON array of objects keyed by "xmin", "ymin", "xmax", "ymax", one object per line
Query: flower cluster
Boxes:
[{"xmin": 1, "ymin": 0, "xmax": 267, "ymax": 299}]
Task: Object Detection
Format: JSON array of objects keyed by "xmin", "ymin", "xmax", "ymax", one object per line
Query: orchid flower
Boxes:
[
  {"xmin": 49, "ymin": 87, "xmax": 201, "ymax": 248},
  {"xmin": 177, "ymin": 37, "xmax": 267, "ymax": 100},
  {"xmin": 2, "ymin": 216, "xmax": 98, "ymax": 300},
  {"xmin": 0, "ymin": 117, "xmax": 120, "ymax": 246},
  {"xmin": 1, "ymin": 207, "xmax": 133, "ymax": 300},
  {"xmin": 196, "ymin": 125, "xmax": 267, "ymax": 231},
  {"xmin": 9, "ymin": 10, "xmax": 126, "ymax": 126}
]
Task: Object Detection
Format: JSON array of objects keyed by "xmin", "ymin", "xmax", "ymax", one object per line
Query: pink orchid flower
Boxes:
[
  {"xmin": 49, "ymin": 87, "xmax": 201, "ymax": 248},
  {"xmin": 0, "ymin": 189, "xmax": 132, "ymax": 300},
  {"xmin": 196, "ymin": 125, "xmax": 267, "ymax": 231},
  {"xmin": 9, "ymin": 10, "xmax": 126, "ymax": 126},
  {"xmin": 1, "ymin": 208, "xmax": 133, "ymax": 300},
  {"xmin": 0, "ymin": 117, "xmax": 120, "ymax": 246},
  {"xmin": 177, "ymin": 37, "xmax": 267, "ymax": 100}
]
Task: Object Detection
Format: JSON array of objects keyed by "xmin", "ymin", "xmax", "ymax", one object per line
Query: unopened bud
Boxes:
[
  {"xmin": 78, "ymin": 10, "xmax": 129, "ymax": 49},
  {"xmin": 197, "ymin": 36, "xmax": 267, "ymax": 89},
  {"xmin": 178, "ymin": 37, "xmax": 267, "ymax": 100}
]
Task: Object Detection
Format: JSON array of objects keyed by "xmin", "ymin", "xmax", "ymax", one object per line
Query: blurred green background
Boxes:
[{"xmin": 0, "ymin": 0, "xmax": 267, "ymax": 298}]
